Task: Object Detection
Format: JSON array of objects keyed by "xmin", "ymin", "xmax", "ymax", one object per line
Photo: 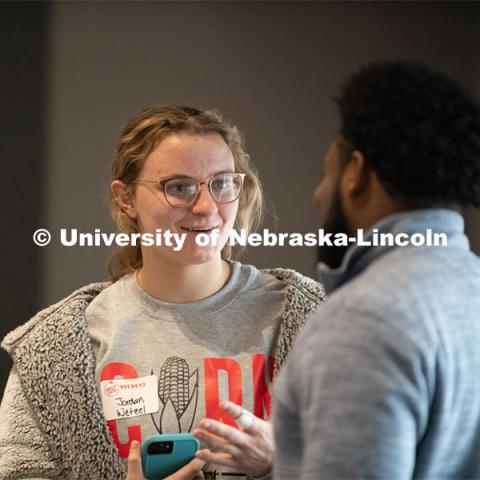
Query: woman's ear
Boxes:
[{"xmin": 111, "ymin": 180, "xmax": 137, "ymax": 219}]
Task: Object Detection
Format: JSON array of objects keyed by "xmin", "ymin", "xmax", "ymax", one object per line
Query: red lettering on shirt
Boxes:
[
  {"xmin": 204, "ymin": 358, "xmax": 242, "ymax": 428},
  {"xmin": 101, "ymin": 354, "xmax": 274, "ymax": 454},
  {"xmin": 100, "ymin": 362, "xmax": 141, "ymax": 458},
  {"xmin": 252, "ymin": 354, "xmax": 275, "ymax": 419}
]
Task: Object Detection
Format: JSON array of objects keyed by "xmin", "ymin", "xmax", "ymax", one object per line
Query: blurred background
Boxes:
[{"xmin": 1, "ymin": 1, "xmax": 480, "ymax": 397}]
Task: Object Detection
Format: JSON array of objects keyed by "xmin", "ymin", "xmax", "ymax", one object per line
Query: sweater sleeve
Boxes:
[
  {"xmin": 0, "ymin": 367, "xmax": 63, "ymax": 479},
  {"xmin": 274, "ymin": 307, "xmax": 430, "ymax": 479}
]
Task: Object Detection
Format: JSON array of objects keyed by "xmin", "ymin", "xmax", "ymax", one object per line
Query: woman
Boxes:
[{"xmin": 0, "ymin": 105, "xmax": 324, "ymax": 479}]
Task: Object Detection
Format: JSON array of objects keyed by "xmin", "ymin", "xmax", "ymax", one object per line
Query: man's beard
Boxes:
[{"xmin": 317, "ymin": 187, "xmax": 351, "ymax": 269}]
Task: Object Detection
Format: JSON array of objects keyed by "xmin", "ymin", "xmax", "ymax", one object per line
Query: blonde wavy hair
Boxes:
[{"xmin": 108, "ymin": 105, "xmax": 264, "ymax": 281}]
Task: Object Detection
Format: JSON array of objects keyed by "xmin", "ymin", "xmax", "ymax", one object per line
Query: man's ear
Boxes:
[
  {"xmin": 111, "ymin": 180, "xmax": 137, "ymax": 219},
  {"xmin": 340, "ymin": 150, "xmax": 371, "ymax": 199}
]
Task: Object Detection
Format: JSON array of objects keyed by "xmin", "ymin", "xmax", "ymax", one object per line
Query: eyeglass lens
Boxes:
[{"xmin": 164, "ymin": 173, "xmax": 243, "ymax": 207}]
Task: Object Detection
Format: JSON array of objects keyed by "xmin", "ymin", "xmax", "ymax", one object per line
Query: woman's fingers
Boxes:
[
  {"xmin": 221, "ymin": 402, "xmax": 257, "ymax": 432},
  {"xmin": 193, "ymin": 426, "xmax": 226, "ymax": 444},
  {"xmin": 196, "ymin": 419, "xmax": 249, "ymax": 447},
  {"xmin": 194, "ymin": 404, "xmax": 273, "ymax": 478},
  {"xmin": 220, "ymin": 401, "xmax": 244, "ymax": 419},
  {"xmin": 195, "ymin": 449, "xmax": 237, "ymax": 468},
  {"xmin": 127, "ymin": 441, "xmax": 145, "ymax": 480},
  {"xmin": 193, "ymin": 428, "xmax": 243, "ymax": 457}
]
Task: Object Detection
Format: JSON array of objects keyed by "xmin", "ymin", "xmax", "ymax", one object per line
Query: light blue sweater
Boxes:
[{"xmin": 274, "ymin": 209, "xmax": 480, "ymax": 479}]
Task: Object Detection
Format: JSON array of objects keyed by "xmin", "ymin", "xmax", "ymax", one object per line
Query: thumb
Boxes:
[
  {"xmin": 127, "ymin": 440, "xmax": 145, "ymax": 480},
  {"xmin": 165, "ymin": 457, "xmax": 206, "ymax": 480}
]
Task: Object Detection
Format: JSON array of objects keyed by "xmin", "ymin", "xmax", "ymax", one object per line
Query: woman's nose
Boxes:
[{"xmin": 191, "ymin": 184, "xmax": 218, "ymax": 215}]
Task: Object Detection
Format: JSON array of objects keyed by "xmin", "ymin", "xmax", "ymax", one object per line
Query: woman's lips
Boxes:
[{"xmin": 179, "ymin": 226, "xmax": 219, "ymax": 233}]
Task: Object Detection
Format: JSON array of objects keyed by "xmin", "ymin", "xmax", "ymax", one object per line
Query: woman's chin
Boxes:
[{"xmin": 178, "ymin": 246, "xmax": 222, "ymax": 266}]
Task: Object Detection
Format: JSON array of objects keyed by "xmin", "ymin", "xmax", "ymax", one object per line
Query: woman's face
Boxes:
[{"xmin": 130, "ymin": 133, "xmax": 239, "ymax": 267}]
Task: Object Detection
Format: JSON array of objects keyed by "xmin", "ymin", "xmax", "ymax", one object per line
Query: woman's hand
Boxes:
[
  {"xmin": 193, "ymin": 402, "xmax": 273, "ymax": 478},
  {"xmin": 127, "ymin": 440, "xmax": 206, "ymax": 480},
  {"xmin": 126, "ymin": 441, "xmax": 144, "ymax": 480}
]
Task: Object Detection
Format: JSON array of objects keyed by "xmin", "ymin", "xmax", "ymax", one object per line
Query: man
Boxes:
[{"xmin": 274, "ymin": 61, "xmax": 480, "ymax": 479}]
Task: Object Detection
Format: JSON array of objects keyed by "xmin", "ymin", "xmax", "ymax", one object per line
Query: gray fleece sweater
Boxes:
[{"xmin": 0, "ymin": 268, "xmax": 324, "ymax": 479}]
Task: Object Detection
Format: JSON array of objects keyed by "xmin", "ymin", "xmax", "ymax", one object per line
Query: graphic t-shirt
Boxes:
[{"xmin": 85, "ymin": 262, "xmax": 287, "ymax": 479}]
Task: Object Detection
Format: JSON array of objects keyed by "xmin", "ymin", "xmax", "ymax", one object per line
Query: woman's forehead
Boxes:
[{"xmin": 142, "ymin": 133, "xmax": 235, "ymax": 177}]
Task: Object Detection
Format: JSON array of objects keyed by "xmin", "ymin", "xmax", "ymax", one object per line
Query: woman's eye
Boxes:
[
  {"xmin": 173, "ymin": 183, "xmax": 187, "ymax": 192},
  {"xmin": 212, "ymin": 179, "xmax": 232, "ymax": 191},
  {"xmin": 167, "ymin": 181, "xmax": 196, "ymax": 196}
]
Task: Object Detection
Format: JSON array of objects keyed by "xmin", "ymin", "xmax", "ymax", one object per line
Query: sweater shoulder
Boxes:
[
  {"xmin": 1, "ymin": 281, "xmax": 110, "ymax": 354},
  {"xmin": 261, "ymin": 268, "xmax": 326, "ymax": 372},
  {"xmin": 261, "ymin": 267, "xmax": 326, "ymax": 306}
]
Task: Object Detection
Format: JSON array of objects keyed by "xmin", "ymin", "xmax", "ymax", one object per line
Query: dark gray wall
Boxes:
[
  {"xmin": 465, "ymin": 7, "xmax": 480, "ymax": 253},
  {"xmin": 0, "ymin": 2, "xmax": 48, "ymax": 398},
  {"xmin": 2, "ymin": 2, "xmax": 480, "ymax": 397},
  {"xmin": 41, "ymin": 1, "xmax": 480, "ymax": 308}
]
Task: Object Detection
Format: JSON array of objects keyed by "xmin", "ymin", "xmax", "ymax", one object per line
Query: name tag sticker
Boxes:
[{"xmin": 100, "ymin": 375, "xmax": 159, "ymax": 421}]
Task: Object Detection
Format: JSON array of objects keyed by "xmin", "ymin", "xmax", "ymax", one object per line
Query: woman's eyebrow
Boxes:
[
  {"xmin": 155, "ymin": 172, "xmax": 190, "ymax": 179},
  {"xmin": 155, "ymin": 169, "xmax": 236, "ymax": 179}
]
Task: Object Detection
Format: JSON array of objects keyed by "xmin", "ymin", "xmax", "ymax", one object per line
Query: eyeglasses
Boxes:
[{"xmin": 132, "ymin": 172, "xmax": 246, "ymax": 208}]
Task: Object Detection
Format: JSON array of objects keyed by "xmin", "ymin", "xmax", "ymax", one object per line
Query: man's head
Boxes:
[{"xmin": 315, "ymin": 61, "xmax": 480, "ymax": 267}]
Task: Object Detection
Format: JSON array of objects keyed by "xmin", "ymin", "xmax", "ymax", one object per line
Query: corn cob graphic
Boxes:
[
  {"xmin": 158, "ymin": 356, "xmax": 190, "ymax": 417},
  {"xmin": 151, "ymin": 357, "xmax": 198, "ymax": 433}
]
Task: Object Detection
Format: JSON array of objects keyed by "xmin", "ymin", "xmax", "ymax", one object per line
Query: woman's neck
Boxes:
[{"xmin": 136, "ymin": 258, "xmax": 232, "ymax": 303}]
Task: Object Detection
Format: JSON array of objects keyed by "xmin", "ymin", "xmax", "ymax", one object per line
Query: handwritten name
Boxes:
[
  {"xmin": 116, "ymin": 405, "xmax": 146, "ymax": 418},
  {"xmin": 115, "ymin": 396, "xmax": 145, "ymax": 407}
]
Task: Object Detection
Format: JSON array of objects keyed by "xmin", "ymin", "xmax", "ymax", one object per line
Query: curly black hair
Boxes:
[{"xmin": 336, "ymin": 61, "xmax": 480, "ymax": 208}]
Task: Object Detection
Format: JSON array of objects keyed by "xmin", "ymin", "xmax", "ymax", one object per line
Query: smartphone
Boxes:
[{"xmin": 141, "ymin": 433, "xmax": 200, "ymax": 479}]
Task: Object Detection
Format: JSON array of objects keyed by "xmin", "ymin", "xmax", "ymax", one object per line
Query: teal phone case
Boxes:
[{"xmin": 141, "ymin": 433, "xmax": 200, "ymax": 479}]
